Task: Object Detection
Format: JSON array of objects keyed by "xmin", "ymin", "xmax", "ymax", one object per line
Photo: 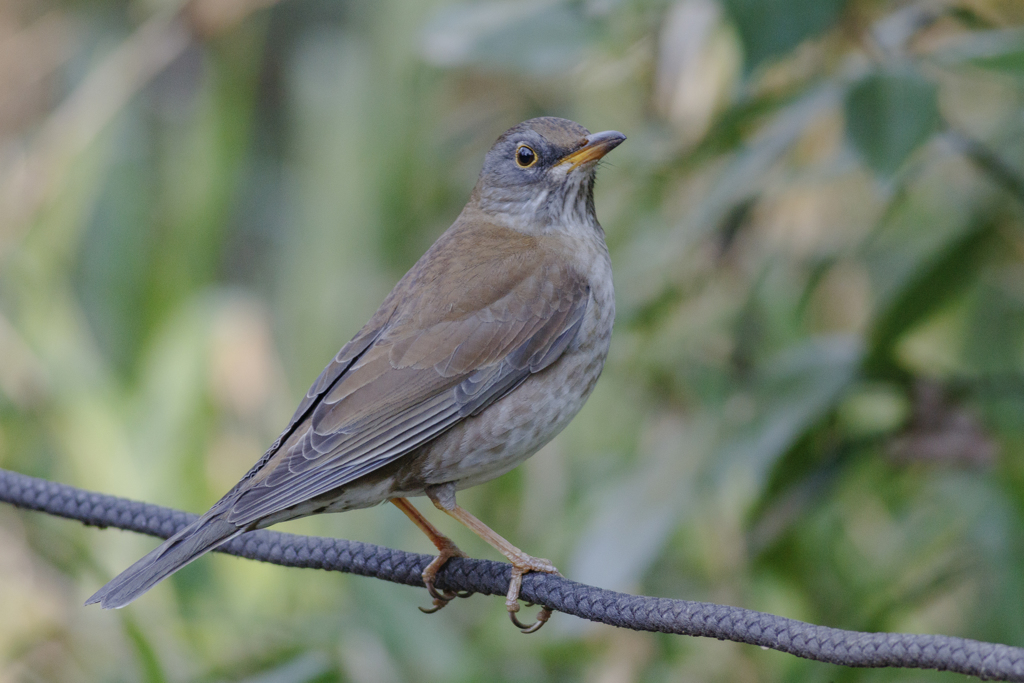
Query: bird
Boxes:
[{"xmin": 85, "ymin": 117, "xmax": 625, "ymax": 632}]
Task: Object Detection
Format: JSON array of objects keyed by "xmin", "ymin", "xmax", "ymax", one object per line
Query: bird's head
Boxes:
[{"xmin": 471, "ymin": 117, "xmax": 626, "ymax": 232}]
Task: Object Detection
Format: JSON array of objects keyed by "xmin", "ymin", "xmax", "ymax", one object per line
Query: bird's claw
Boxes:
[
  {"xmin": 420, "ymin": 582, "xmax": 457, "ymax": 612},
  {"xmin": 504, "ymin": 559, "xmax": 560, "ymax": 633},
  {"xmin": 418, "ymin": 593, "xmax": 452, "ymax": 614},
  {"xmin": 419, "ymin": 541, "xmax": 471, "ymax": 614},
  {"xmin": 420, "ymin": 581, "xmax": 474, "ymax": 612},
  {"xmin": 509, "ymin": 604, "xmax": 553, "ymax": 633},
  {"xmin": 426, "ymin": 582, "xmax": 458, "ymax": 602},
  {"xmin": 419, "ymin": 600, "xmax": 445, "ymax": 614},
  {"xmin": 419, "ymin": 586, "xmax": 474, "ymax": 613}
]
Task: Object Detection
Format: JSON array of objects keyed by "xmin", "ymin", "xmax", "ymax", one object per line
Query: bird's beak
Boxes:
[{"xmin": 558, "ymin": 130, "xmax": 627, "ymax": 171}]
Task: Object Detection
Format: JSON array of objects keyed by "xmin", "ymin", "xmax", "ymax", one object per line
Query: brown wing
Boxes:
[
  {"xmin": 220, "ymin": 222, "xmax": 589, "ymax": 526},
  {"xmin": 217, "ymin": 297, "xmax": 399, "ymax": 499}
]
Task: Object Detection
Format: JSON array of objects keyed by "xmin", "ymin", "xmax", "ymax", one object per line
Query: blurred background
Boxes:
[{"xmin": 1, "ymin": 0, "xmax": 1024, "ymax": 680}]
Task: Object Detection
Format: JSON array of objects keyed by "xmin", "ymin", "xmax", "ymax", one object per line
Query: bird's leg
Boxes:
[
  {"xmin": 426, "ymin": 484, "xmax": 558, "ymax": 633},
  {"xmin": 389, "ymin": 497, "xmax": 471, "ymax": 612}
]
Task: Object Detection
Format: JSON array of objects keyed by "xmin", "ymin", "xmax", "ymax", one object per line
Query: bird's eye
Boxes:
[{"xmin": 515, "ymin": 144, "xmax": 538, "ymax": 168}]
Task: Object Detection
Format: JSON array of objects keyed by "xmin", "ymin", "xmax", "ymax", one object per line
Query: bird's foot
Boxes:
[
  {"xmin": 419, "ymin": 538, "xmax": 472, "ymax": 614},
  {"xmin": 421, "ymin": 489, "xmax": 559, "ymax": 631},
  {"xmin": 504, "ymin": 554, "xmax": 560, "ymax": 633}
]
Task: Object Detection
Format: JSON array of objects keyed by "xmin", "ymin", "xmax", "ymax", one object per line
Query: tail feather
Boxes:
[{"xmin": 85, "ymin": 515, "xmax": 243, "ymax": 609}]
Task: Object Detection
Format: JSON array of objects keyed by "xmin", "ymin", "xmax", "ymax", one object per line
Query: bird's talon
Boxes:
[
  {"xmin": 500, "ymin": 558, "xmax": 560, "ymax": 631},
  {"xmin": 419, "ymin": 597, "xmax": 450, "ymax": 614},
  {"xmin": 425, "ymin": 582, "xmax": 458, "ymax": 602},
  {"xmin": 420, "ymin": 577, "xmax": 473, "ymax": 613},
  {"xmin": 509, "ymin": 606, "xmax": 552, "ymax": 633},
  {"xmin": 418, "ymin": 537, "xmax": 470, "ymax": 610}
]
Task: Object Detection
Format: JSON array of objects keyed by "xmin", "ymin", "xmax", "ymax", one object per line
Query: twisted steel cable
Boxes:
[{"xmin": 3, "ymin": 466, "xmax": 1023, "ymax": 681}]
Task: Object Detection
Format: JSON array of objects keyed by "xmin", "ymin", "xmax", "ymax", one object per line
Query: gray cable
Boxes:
[{"xmin": 3, "ymin": 466, "xmax": 1023, "ymax": 681}]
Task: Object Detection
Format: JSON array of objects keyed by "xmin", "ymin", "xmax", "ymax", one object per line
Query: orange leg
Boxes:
[
  {"xmin": 390, "ymin": 498, "xmax": 469, "ymax": 612},
  {"xmin": 426, "ymin": 485, "xmax": 558, "ymax": 633}
]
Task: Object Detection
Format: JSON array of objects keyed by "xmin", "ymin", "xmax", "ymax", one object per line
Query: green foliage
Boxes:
[
  {"xmin": 723, "ymin": 0, "xmax": 849, "ymax": 69},
  {"xmin": 936, "ymin": 27, "xmax": 1024, "ymax": 75},
  {"xmin": 845, "ymin": 71, "xmax": 941, "ymax": 176},
  {"xmin": 2, "ymin": 0, "xmax": 1024, "ymax": 681}
]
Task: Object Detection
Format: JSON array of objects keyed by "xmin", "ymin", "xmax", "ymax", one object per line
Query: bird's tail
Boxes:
[{"xmin": 85, "ymin": 514, "xmax": 244, "ymax": 609}]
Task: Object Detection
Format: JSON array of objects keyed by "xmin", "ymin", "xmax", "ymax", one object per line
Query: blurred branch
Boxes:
[
  {"xmin": 0, "ymin": 0, "xmax": 281, "ymax": 259},
  {"xmin": 3, "ymin": 467, "xmax": 1024, "ymax": 681},
  {"xmin": 0, "ymin": 12, "xmax": 188, "ymax": 256},
  {"xmin": 867, "ymin": 0, "xmax": 945, "ymax": 61},
  {"xmin": 944, "ymin": 128, "xmax": 1024, "ymax": 209},
  {"xmin": 0, "ymin": 312, "xmax": 48, "ymax": 407}
]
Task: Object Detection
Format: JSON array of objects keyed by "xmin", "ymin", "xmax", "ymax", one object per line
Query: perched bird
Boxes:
[{"xmin": 86, "ymin": 117, "xmax": 625, "ymax": 632}]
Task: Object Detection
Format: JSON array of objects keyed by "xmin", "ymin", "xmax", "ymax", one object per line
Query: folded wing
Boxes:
[{"xmin": 223, "ymin": 226, "xmax": 589, "ymax": 526}]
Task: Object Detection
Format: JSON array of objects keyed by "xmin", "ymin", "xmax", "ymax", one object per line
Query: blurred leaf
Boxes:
[
  {"xmin": 236, "ymin": 653, "xmax": 332, "ymax": 683},
  {"xmin": 960, "ymin": 278, "xmax": 1024, "ymax": 375},
  {"xmin": 568, "ymin": 415, "xmax": 711, "ymax": 595},
  {"xmin": 867, "ymin": 219, "xmax": 995, "ymax": 375},
  {"xmin": 935, "ymin": 28, "xmax": 1024, "ymax": 75},
  {"xmin": 76, "ymin": 105, "xmax": 155, "ymax": 375},
  {"xmin": 149, "ymin": 44, "xmax": 260, "ymax": 335},
  {"xmin": 748, "ymin": 424, "xmax": 849, "ymax": 555},
  {"xmin": 122, "ymin": 614, "xmax": 169, "ymax": 683},
  {"xmin": 944, "ymin": 130, "xmax": 1024, "ymax": 211},
  {"xmin": 948, "ymin": 7, "xmax": 1000, "ymax": 31},
  {"xmin": 836, "ymin": 383, "xmax": 909, "ymax": 438},
  {"xmin": 722, "ymin": 0, "xmax": 848, "ymax": 70},
  {"xmin": 964, "ymin": 49, "xmax": 1024, "ymax": 74},
  {"xmin": 684, "ymin": 91, "xmax": 798, "ymax": 166},
  {"xmin": 620, "ymin": 83, "xmax": 841, "ymax": 316},
  {"xmin": 420, "ymin": 1, "xmax": 597, "ymax": 75},
  {"xmin": 800, "ymin": 466, "xmax": 996, "ymax": 632},
  {"xmin": 845, "ymin": 71, "xmax": 940, "ymax": 176},
  {"xmin": 717, "ymin": 335, "xmax": 862, "ymax": 490}
]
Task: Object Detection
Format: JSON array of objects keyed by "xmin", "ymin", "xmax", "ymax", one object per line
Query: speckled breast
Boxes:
[{"xmin": 394, "ymin": 243, "xmax": 615, "ymax": 495}]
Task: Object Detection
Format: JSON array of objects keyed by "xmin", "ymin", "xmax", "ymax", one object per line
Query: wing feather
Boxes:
[{"xmin": 219, "ymin": 223, "xmax": 591, "ymax": 527}]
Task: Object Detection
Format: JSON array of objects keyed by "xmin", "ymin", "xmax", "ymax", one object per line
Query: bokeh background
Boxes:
[{"xmin": 2, "ymin": 0, "xmax": 1024, "ymax": 680}]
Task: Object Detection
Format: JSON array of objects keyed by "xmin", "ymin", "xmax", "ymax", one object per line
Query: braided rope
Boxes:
[{"xmin": 2, "ymin": 467, "xmax": 1023, "ymax": 680}]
